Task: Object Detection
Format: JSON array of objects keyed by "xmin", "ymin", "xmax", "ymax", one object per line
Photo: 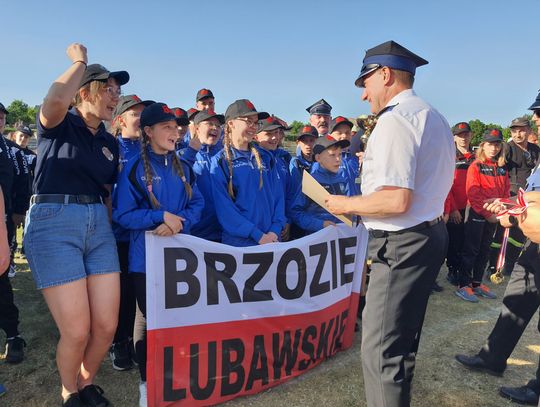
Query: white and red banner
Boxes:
[{"xmin": 146, "ymin": 224, "xmax": 368, "ymax": 406}]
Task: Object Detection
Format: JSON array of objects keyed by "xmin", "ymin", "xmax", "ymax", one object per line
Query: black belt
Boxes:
[
  {"xmin": 369, "ymin": 216, "xmax": 443, "ymax": 238},
  {"xmin": 30, "ymin": 194, "xmax": 104, "ymax": 205}
]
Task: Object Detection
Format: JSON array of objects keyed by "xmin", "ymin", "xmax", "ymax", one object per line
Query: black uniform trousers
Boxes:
[
  {"xmin": 446, "ymin": 209, "xmax": 466, "ymax": 276},
  {"xmin": 457, "ymin": 207, "xmax": 496, "ymax": 287},
  {"xmin": 133, "ymin": 273, "xmax": 147, "ymax": 382},
  {"xmin": 478, "ymin": 241, "xmax": 540, "ymax": 391},
  {"xmin": 113, "ymin": 241, "xmax": 136, "ymax": 344},
  {"xmin": 0, "ymin": 214, "xmax": 20, "ymax": 338},
  {"xmin": 362, "ymin": 221, "xmax": 448, "ymax": 407}
]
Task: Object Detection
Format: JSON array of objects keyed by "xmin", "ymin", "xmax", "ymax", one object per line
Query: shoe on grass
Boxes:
[
  {"xmin": 499, "ymin": 385, "xmax": 539, "ymax": 405},
  {"xmin": 0, "ymin": 383, "xmax": 5, "ymax": 397},
  {"xmin": 455, "ymin": 286, "xmax": 479, "ymax": 303},
  {"xmin": 139, "ymin": 381, "xmax": 147, "ymax": 407},
  {"xmin": 109, "ymin": 340, "xmax": 133, "ymax": 371},
  {"xmin": 78, "ymin": 384, "xmax": 111, "ymax": 407},
  {"xmin": 473, "ymin": 284, "xmax": 497, "ymax": 299},
  {"xmin": 7, "ymin": 263, "xmax": 16, "ymax": 278},
  {"xmin": 455, "ymin": 354, "xmax": 503, "ymax": 376},
  {"xmin": 5, "ymin": 336, "xmax": 26, "ymax": 363},
  {"xmin": 62, "ymin": 393, "xmax": 85, "ymax": 407}
]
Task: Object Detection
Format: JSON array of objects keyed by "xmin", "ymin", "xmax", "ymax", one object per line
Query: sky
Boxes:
[{"xmin": 1, "ymin": 0, "xmax": 538, "ymax": 127}]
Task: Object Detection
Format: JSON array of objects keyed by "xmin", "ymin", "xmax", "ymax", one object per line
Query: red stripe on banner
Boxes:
[{"xmin": 147, "ymin": 292, "xmax": 360, "ymax": 406}]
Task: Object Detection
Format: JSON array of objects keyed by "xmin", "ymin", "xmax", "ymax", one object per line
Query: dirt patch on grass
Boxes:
[{"xmin": 2, "ymin": 258, "xmax": 537, "ymax": 406}]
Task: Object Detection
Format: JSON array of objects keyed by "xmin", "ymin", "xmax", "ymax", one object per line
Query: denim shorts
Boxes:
[{"xmin": 24, "ymin": 203, "xmax": 120, "ymax": 289}]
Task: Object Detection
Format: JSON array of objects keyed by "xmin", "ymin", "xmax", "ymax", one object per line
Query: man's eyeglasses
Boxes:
[{"xmin": 104, "ymin": 86, "xmax": 122, "ymax": 98}]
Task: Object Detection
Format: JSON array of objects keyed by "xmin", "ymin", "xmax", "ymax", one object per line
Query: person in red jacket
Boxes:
[
  {"xmin": 444, "ymin": 122, "xmax": 475, "ymax": 285},
  {"xmin": 455, "ymin": 129, "xmax": 510, "ymax": 302}
]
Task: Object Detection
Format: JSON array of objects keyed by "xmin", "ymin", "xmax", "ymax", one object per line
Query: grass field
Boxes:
[{"xmin": 1, "ymin": 254, "xmax": 539, "ymax": 407}]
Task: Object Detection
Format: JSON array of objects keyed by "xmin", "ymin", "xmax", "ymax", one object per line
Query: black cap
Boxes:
[
  {"xmin": 509, "ymin": 116, "xmax": 530, "ymax": 128},
  {"xmin": 528, "ymin": 90, "xmax": 540, "ymax": 111},
  {"xmin": 355, "ymin": 40, "xmax": 428, "ymax": 87},
  {"xmin": 187, "ymin": 108, "xmax": 199, "ymax": 121},
  {"xmin": 193, "ymin": 109, "xmax": 225, "ymax": 125},
  {"xmin": 114, "ymin": 95, "xmax": 154, "ymax": 118},
  {"xmin": 329, "ymin": 116, "xmax": 354, "ymax": 134},
  {"xmin": 225, "ymin": 99, "xmax": 269, "ymax": 121},
  {"xmin": 452, "ymin": 122, "xmax": 471, "ymax": 135},
  {"xmin": 482, "ymin": 128, "xmax": 504, "ymax": 143},
  {"xmin": 171, "ymin": 108, "xmax": 190, "ymax": 126},
  {"xmin": 0, "ymin": 103, "xmax": 8, "ymax": 115},
  {"xmin": 140, "ymin": 103, "xmax": 177, "ymax": 128},
  {"xmin": 16, "ymin": 125, "xmax": 33, "ymax": 137},
  {"xmin": 196, "ymin": 88, "xmax": 214, "ymax": 102},
  {"xmin": 306, "ymin": 98, "xmax": 332, "ymax": 115},
  {"xmin": 80, "ymin": 64, "xmax": 130, "ymax": 88},
  {"xmin": 257, "ymin": 116, "xmax": 284, "ymax": 133},
  {"xmin": 297, "ymin": 125, "xmax": 319, "ymax": 140},
  {"xmin": 312, "ymin": 135, "xmax": 350, "ymax": 158}
]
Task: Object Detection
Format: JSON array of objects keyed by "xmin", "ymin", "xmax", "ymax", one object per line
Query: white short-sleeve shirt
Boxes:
[{"xmin": 361, "ymin": 89, "xmax": 455, "ymax": 231}]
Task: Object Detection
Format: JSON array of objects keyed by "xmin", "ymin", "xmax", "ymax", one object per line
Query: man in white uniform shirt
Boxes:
[{"xmin": 325, "ymin": 40, "xmax": 454, "ymax": 407}]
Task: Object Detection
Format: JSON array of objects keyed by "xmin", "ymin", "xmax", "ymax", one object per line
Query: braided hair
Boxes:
[
  {"xmin": 140, "ymin": 127, "xmax": 193, "ymax": 208},
  {"xmin": 223, "ymin": 122, "xmax": 264, "ymax": 199}
]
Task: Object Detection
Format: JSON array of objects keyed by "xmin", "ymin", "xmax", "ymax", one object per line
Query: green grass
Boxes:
[{"xmin": 2, "ymin": 254, "xmax": 538, "ymax": 406}]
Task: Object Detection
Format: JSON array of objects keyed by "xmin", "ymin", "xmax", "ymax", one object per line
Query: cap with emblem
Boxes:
[
  {"xmin": 257, "ymin": 116, "xmax": 284, "ymax": 133},
  {"xmin": 187, "ymin": 108, "xmax": 199, "ymax": 121},
  {"xmin": 312, "ymin": 135, "xmax": 350, "ymax": 158},
  {"xmin": 171, "ymin": 107, "xmax": 190, "ymax": 126},
  {"xmin": 225, "ymin": 99, "xmax": 269, "ymax": 121},
  {"xmin": 114, "ymin": 95, "xmax": 154, "ymax": 118},
  {"xmin": 196, "ymin": 88, "xmax": 214, "ymax": 102},
  {"xmin": 193, "ymin": 109, "xmax": 225, "ymax": 125},
  {"xmin": 355, "ymin": 40, "xmax": 428, "ymax": 87},
  {"xmin": 306, "ymin": 99, "xmax": 332, "ymax": 116},
  {"xmin": 16, "ymin": 125, "xmax": 33, "ymax": 137},
  {"xmin": 509, "ymin": 116, "xmax": 530, "ymax": 128},
  {"xmin": 297, "ymin": 125, "xmax": 318, "ymax": 140},
  {"xmin": 329, "ymin": 116, "xmax": 354, "ymax": 134},
  {"xmin": 482, "ymin": 128, "xmax": 504, "ymax": 143},
  {"xmin": 80, "ymin": 64, "xmax": 130, "ymax": 88},
  {"xmin": 528, "ymin": 90, "xmax": 540, "ymax": 111},
  {"xmin": 0, "ymin": 103, "xmax": 8, "ymax": 115},
  {"xmin": 140, "ymin": 103, "xmax": 177, "ymax": 128},
  {"xmin": 452, "ymin": 122, "xmax": 471, "ymax": 135}
]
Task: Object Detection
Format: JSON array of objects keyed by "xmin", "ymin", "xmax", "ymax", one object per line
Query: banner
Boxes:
[{"xmin": 146, "ymin": 224, "xmax": 368, "ymax": 406}]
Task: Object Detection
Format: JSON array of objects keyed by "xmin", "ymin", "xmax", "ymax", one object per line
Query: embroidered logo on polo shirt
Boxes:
[{"xmin": 102, "ymin": 146, "xmax": 114, "ymax": 161}]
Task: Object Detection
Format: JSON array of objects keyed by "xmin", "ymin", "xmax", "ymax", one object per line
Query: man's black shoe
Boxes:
[
  {"xmin": 454, "ymin": 354, "xmax": 503, "ymax": 376},
  {"xmin": 79, "ymin": 384, "xmax": 111, "ymax": 407},
  {"xmin": 5, "ymin": 336, "xmax": 26, "ymax": 364},
  {"xmin": 62, "ymin": 393, "xmax": 86, "ymax": 407},
  {"xmin": 499, "ymin": 385, "xmax": 539, "ymax": 405}
]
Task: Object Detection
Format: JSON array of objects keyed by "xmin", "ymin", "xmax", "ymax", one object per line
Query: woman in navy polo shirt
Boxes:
[{"xmin": 24, "ymin": 43, "xmax": 128, "ymax": 407}]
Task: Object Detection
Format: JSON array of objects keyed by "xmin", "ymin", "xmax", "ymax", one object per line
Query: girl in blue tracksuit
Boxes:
[
  {"xmin": 113, "ymin": 102, "xmax": 204, "ymax": 407},
  {"xmin": 210, "ymin": 99, "xmax": 286, "ymax": 247},
  {"xmin": 109, "ymin": 95, "xmax": 153, "ymax": 371},
  {"xmin": 255, "ymin": 116, "xmax": 299, "ymax": 242},
  {"xmin": 179, "ymin": 109, "xmax": 224, "ymax": 242},
  {"xmin": 291, "ymin": 137, "xmax": 355, "ymax": 234}
]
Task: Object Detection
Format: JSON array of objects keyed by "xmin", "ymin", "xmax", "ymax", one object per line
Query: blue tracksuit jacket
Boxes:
[
  {"xmin": 113, "ymin": 146, "xmax": 204, "ymax": 273},
  {"xmin": 210, "ymin": 145, "xmax": 286, "ymax": 247}
]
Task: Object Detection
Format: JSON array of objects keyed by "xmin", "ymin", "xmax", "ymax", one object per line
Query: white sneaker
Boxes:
[{"xmin": 139, "ymin": 382, "xmax": 147, "ymax": 407}]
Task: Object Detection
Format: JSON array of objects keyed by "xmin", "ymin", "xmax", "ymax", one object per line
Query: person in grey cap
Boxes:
[
  {"xmin": 487, "ymin": 116, "xmax": 540, "ymax": 277},
  {"xmin": 325, "ymin": 40, "xmax": 454, "ymax": 407}
]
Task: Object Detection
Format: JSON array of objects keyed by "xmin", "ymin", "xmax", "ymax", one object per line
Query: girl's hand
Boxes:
[
  {"xmin": 486, "ymin": 214, "xmax": 499, "ymax": 224},
  {"xmin": 448, "ymin": 210, "xmax": 462, "ymax": 224},
  {"xmin": 259, "ymin": 232, "xmax": 278, "ymax": 245},
  {"xmin": 66, "ymin": 43, "xmax": 88, "ymax": 64},
  {"xmin": 189, "ymin": 132, "xmax": 202, "ymax": 151},
  {"xmin": 164, "ymin": 212, "xmax": 185, "ymax": 233},
  {"xmin": 153, "ymin": 223, "xmax": 175, "ymax": 236}
]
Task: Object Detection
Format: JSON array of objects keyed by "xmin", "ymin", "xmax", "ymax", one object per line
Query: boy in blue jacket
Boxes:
[
  {"xmin": 180, "ymin": 109, "xmax": 225, "ymax": 242},
  {"xmin": 290, "ymin": 125, "xmax": 318, "ymax": 186},
  {"xmin": 210, "ymin": 99, "xmax": 286, "ymax": 247},
  {"xmin": 113, "ymin": 102, "xmax": 204, "ymax": 406},
  {"xmin": 291, "ymin": 136, "xmax": 355, "ymax": 234}
]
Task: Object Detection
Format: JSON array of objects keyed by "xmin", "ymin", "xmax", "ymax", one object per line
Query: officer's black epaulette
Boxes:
[{"xmin": 376, "ymin": 103, "xmax": 399, "ymax": 118}]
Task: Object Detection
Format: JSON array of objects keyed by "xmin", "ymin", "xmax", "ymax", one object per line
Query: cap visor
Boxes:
[
  {"xmin": 109, "ymin": 71, "xmax": 130, "ymax": 86},
  {"xmin": 354, "ymin": 65, "xmax": 379, "ymax": 88},
  {"xmin": 257, "ymin": 112, "xmax": 270, "ymax": 120}
]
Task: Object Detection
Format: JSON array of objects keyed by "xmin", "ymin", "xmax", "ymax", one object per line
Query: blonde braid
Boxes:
[
  {"xmin": 250, "ymin": 142, "xmax": 264, "ymax": 190},
  {"xmin": 140, "ymin": 132, "xmax": 160, "ymax": 208},
  {"xmin": 224, "ymin": 124, "xmax": 235, "ymax": 199},
  {"xmin": 172, "ymin": 153, "xmax": 193, "ymax": 200}
]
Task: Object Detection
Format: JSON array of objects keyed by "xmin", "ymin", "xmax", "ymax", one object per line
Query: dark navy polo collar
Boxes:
[{"xmin": 68, "ymin": 108, "xmax": 107, "ymax": 136}]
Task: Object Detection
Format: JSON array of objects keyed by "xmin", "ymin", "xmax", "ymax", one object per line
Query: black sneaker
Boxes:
[
  {"xmin": 129, "ymin": 338, "xmax": 138, "ymax": 366},
  {"xmin": 5, "ymin": 336, "xmax": 26, "ymax": 364},
  {"xmin": 62, "ymin": 393, "xmax": 85, "ymax": 407},
  {"xmin": 109, "ymin": 341, "xmax": 133, "ymax": 371},
  {"xmin": 78, "ymin": 384, "xmax": 111, "ymax": 407}
]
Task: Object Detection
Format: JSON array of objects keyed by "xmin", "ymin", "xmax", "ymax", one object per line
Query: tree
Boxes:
[
  {"xmin": 468, "ymin": 119, "xmax": 486, "ymax": 147},
  {"xmin": 288, "ymin": 120, "xmax": 307, "ymax": 136},
  {"xmin": 6, "ymin": 100, "xmax": 38, "ymax": 126}
]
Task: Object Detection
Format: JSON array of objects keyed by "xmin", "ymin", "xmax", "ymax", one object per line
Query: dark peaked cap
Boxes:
[
  {"xmin": 355, "ymin": 41, "xmax": 428, "ymax": 87},
  {"xmin": 306, "ymin": 98, "xmax": 332, "ymax": 115}
]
